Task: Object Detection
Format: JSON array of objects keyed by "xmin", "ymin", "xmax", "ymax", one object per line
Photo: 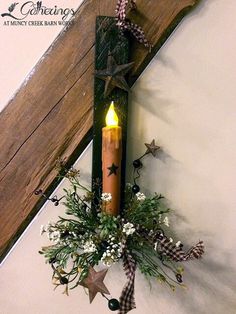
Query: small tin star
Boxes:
[
  {"xmin": 79, "ymin": 267, "xmax": 110, "ymax": 303},
  {"xmin": 145, "ymin": 139, "xmax": 160, "ymax": 157}
]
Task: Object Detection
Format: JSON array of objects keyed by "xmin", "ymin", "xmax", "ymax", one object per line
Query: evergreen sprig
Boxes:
[{"xmin": 39, "ymin": 170, "xmax": 185, "ymax": 295}]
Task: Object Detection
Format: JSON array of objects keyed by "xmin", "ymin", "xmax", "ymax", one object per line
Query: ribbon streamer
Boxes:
[
  {"xmin": 115, "ymin": 0, "xmax": 152, "ymax": 49},
  {"xmin": 118, "ymin": 252, "xmax": 137, "ymax": 314},
  {"xmin": 138, "ymin": 227, "xmax": 204, "ymax": 262},
  {"xmin": 157, "ymin": 236, "xmax": 204, "ymax": 262}
]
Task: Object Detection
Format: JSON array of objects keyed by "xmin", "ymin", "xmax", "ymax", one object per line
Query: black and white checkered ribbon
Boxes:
[
  {"xmin": 138, "ymin": 226, "xmax": 204, "ymax": 262},
  {"xmin": 118, "ymin": 252, "xmax": 137, "ymax": 314},
  {"xmin": 115, "ymin": 0, "xmax": 152, "ymax": 49},
  {"xmin": 157, "ymin": 237, "xmax": 204, "ymax": 262}
]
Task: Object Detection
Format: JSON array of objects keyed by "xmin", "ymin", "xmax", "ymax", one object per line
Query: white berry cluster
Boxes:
[
  {"xmin": 101, "ymin": 235, "xmax": 122, "ymax": 267},
  {"xmin": 49, "ymin": 230, "xmax": 61, "ymax": 243},
  {"xmin": 101, "ymin": 192, "xmax": 112, "ymax": 202},
  {"xmin": 40, "ymin": 222, "xmax": 61, "ymax": 244},
  {"xmin": 136, "ymin": 192, "xmax": 146, "ymax": 201},
  {"xmin": 82, "ymin": 240, "xmax": 97, "ymax": 253},
  {"xmin": 40, "ymin": 222, "xmax": 53, "ymax": 235},
  {"xmin": 122, "ymin": 222, "xmax": 135, "ymax": 236},
  {"xmin": 40, "ymin": 222, "xmax": 81, "ymax": 247}
]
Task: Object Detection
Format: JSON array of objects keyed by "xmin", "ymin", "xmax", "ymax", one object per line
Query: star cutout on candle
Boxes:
[
  {"xmin": 95, "ymin": 54, "xmax": 134, "ymax": 97},
  {"xmin": 79, "ymin": 267, "xmax": 110, "ymax": 303},
  {"xmin": 107, "ymin": 163, "xmax": 119, "ymax": 176},
  {"xmin": 145, "ymin": 139, "xmax": 160, "ymax": 157}
]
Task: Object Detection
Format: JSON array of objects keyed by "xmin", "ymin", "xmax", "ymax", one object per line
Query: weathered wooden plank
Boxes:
[{"xmin": 0, "ymin": 0, "xmax": 200, "ymax": 261}]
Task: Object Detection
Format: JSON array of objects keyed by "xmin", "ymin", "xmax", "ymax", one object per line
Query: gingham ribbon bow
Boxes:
[
  {"xmin": 157, "ymin": 235, "xmax": 204, "ymax": 262},
  {"xmin": 118, "ymin": 252, "xmax": 137, "ymax": 314},
  {"xmin": 138, "ymin": 226, "xmax": 204, "ymax": 262},
  {"xmin": 115, "ymin": 0, "xmax": 152, "ymax": 49}
]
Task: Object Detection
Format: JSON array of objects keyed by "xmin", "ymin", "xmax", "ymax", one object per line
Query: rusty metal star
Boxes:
[
  {"xmin": 95, "ymin": 54, "xmax": 134, "ymax": 97},
  {"xmin": 145, "ymin": 139, "xmax": 160, "ymax": 157},
  {"xmin": 79, "ymin": 267, "xmax": 110, "ymax": 303}
]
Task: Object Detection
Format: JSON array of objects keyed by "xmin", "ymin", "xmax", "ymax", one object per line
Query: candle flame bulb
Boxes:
[{"xmin": 106, "ymin": 102, "xmax": 119, "ymax": 127}]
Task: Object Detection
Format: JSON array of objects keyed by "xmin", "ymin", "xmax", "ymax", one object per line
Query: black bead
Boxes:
[
  {"xmin": 61, "ymin": 230, "xmax": 70, "ymax": 238},
  {"xmin": 132, "ymin": 184, "xmax": 140, "ymax": 194},
  {"xmin": 108, "ymin": 299, "xmax": 120, "ymax": 311},
  {"xmin": 60, "ymin": 276, "xmax": 68, "ymax": 285},
  {"xmin": 100, "ymin": 241, "xmax": 109, "ymax": 251},
  {"xmin": 133, "ymin": 159, "xmax": 142, "ymax": 168},
  {"xmin": 54, "ymin": 200, "xmax": 59, "ymax": 206}
]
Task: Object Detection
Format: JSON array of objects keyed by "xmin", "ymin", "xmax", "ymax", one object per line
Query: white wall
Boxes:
[{"xmin": 1, "ymin": 0, "xmax": 236, "ymax": 313}]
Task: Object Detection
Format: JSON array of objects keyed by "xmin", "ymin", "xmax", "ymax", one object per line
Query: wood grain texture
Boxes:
[{"xmin": 0, "ymin": 0, "xmax": 200, "ymax": 261}]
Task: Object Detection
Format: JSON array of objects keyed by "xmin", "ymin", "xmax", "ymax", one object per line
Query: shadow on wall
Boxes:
[
  {"xmin": 131, "ymin": 81, "xmax": 173, "ymax": 124},
  {"xmin": 132, "ymin": 237, "xmax": 236, "ymax": 314},
  {"xmin": 173, "ymin": 211, "xmax": 236, "ymax": 313}
]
